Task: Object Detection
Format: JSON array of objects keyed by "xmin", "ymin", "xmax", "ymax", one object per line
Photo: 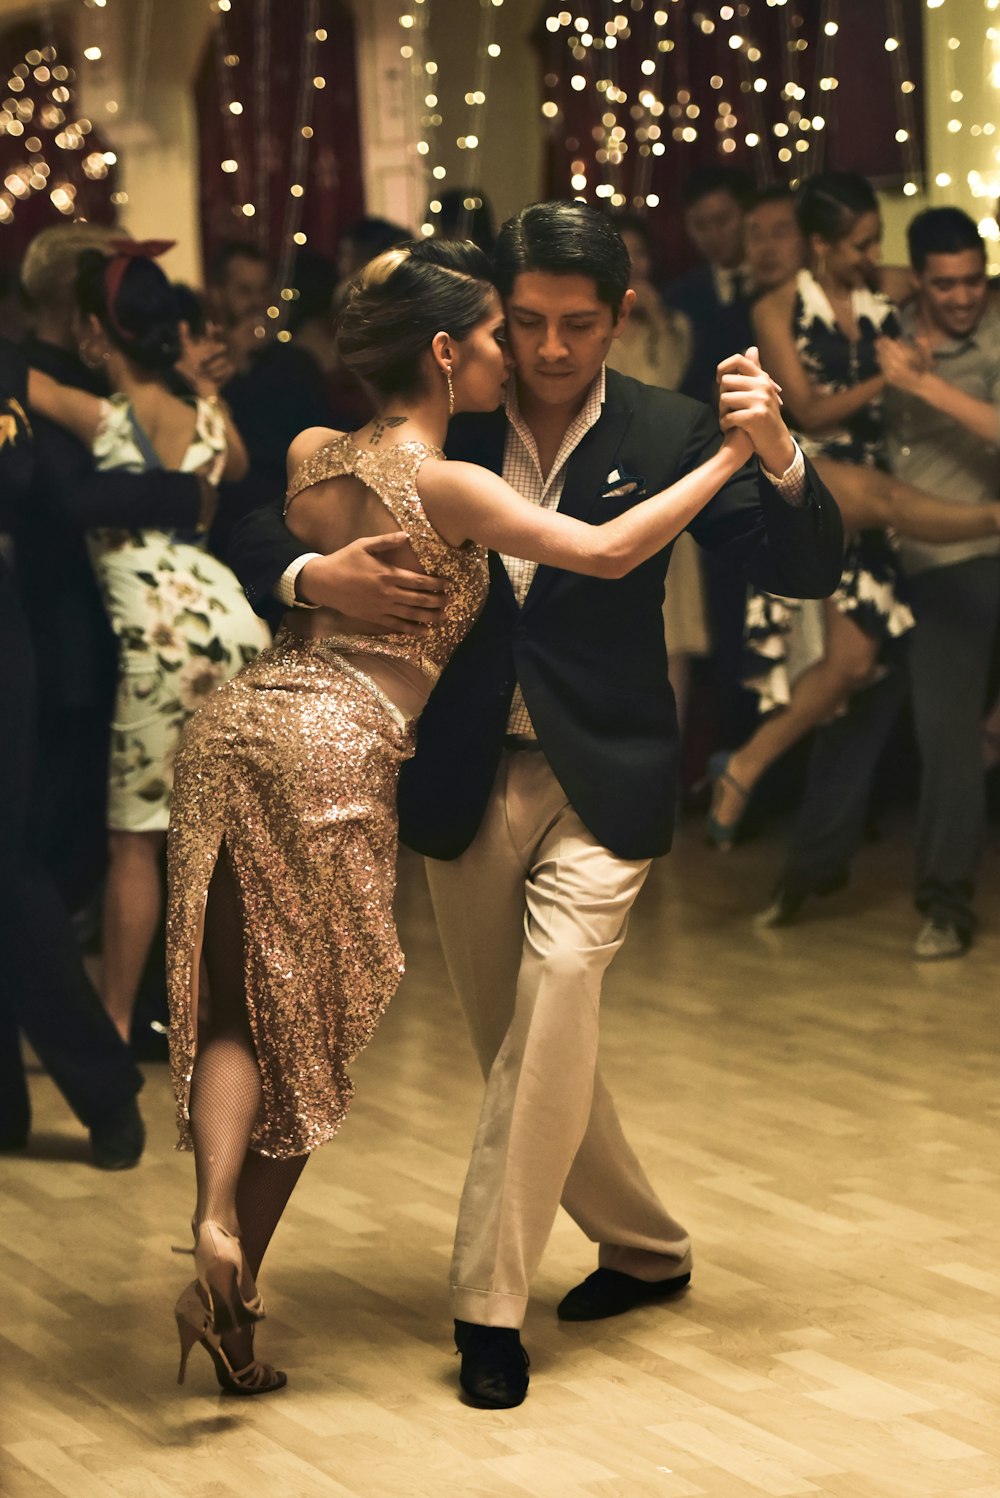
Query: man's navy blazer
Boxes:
[
  {"xmin": 228, "ymin": 370, "xmax": 843, "ymax": 863},
  {"xmin": 662, "ymin": 264, "xmax": 754, "ymax": 406}
]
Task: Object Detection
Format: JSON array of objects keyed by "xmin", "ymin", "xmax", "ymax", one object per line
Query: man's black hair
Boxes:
[
  {"xmin": 907, "ymin": 206, "xmax": 984, "ymax": 273},
  {"xmin": 608, "ymin": 210, "xmax": 654, "ymax": 257},
  {"xmin": 207, "ymin": 239, "xmax": 269, "ymax": 286},
  {"xmin": 681, "ymin": 166, "xmax": 755, "ymax": 211},
  {"xmin": 749, "ymin": 183, "xmax": 797, "ymax": 211},
  {"xmin": 340, "ymin": 215, "xmax": 413, "ymax": 262},
  {"xmin": 493, "ymin": 200, "xmax": 631, "ymax": 312}
]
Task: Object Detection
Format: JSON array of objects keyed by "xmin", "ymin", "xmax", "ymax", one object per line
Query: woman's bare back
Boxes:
[
  {"xmin": 282, "ymin": 430, "xmax": 447, "ymax": 719},
  {"xmin": 124, "ymin": 385, "xmax": 200, "ymax": 470}
]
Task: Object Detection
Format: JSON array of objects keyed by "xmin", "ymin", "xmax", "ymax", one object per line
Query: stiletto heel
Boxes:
[
  {"xmin": 700, "ymin": 750, "xmax": 750, "ymax": 851},
  {"xmin": 173, "ymin": 1281, "xmax": 287, "ymax": 1396},
  {"xmin": 175, "ymin": 1285, "xmax": 205, "ymax": 1385},
  {"xmin": 172, "ymin": 1220, "xmax": 265, "ymax": 1334}
]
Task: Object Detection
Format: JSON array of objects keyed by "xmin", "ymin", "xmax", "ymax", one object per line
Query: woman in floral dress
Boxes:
[
  {"xmin": 704, "ymin": 173, "xmax": 1000, "ymax": 847},
  {"xmin": 28, "ymin": 243, "xmax": 269, "ymax": 1043}
]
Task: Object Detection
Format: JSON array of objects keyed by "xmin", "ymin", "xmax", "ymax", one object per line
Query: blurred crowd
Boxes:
[{"xmin": 1, "ymin": 169, "xmax": 998, "ymax": 1169}]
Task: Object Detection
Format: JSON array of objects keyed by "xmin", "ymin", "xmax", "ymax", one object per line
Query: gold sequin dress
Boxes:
[{"xmin": 166, "ymin": 436, "xmax": 487, "ymax": 1158}]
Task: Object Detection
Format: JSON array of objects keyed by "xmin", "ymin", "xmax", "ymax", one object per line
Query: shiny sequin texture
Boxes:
[{"xmin": 166, "ymin": 437, "xmax": 488, "ymax": 1158}]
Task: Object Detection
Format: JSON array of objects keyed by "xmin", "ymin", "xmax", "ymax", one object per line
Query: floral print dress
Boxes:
[
  {"xmin": 87, "ymin": 394, "xmax": 270, "ymax": 831},
  {"xmin": 745, "ymin": 268, "xmax": 914, "ymax": 714}
]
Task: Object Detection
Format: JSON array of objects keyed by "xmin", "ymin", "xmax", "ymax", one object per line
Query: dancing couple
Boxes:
[{"xmin": 167, "ymin": 203, "xmax": 844, "ymax": 1404}]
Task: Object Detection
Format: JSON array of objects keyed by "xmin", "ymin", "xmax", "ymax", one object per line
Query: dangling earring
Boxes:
[{"xmin": 445, "ymin": 366, "xmax": 455, "ymax": 417}]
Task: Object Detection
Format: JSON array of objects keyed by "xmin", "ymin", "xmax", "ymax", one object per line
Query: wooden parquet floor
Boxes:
[{"xmin": 2, "ymin": 813, "xmax": 999, "ymax": 1498}]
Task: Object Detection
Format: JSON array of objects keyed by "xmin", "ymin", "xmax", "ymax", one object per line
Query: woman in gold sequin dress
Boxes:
[{"xmin": 166, "ymin": 239, "xmax": 762, "ymax": 1393}]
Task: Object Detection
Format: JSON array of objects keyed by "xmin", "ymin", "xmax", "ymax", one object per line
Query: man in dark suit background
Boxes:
[
  {"xmin": 663, "ymin": 166, "xmax": 756, "ymax": 406},
  {"xmin": 227, "ymin": 202, "xmax": 843, "ymax": 1408},
  {"xmin": 664, "ymin": 168, "xmax": 760, "ymax": 748}
]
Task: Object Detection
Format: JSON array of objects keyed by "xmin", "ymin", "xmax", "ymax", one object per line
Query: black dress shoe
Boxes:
[
  {"xmin": 454, "ymin": 1320, "xmax": 530, "ymax": 1408},
  {"xmin": 557, "ymin": 1267, "xmax": 691, "ymax": 1321},
  {"xmin": 755, "ymin": 869, "xmax": 848, "ymax": 930},
  {"xmin": 89, "ymin": 1096, "xmax": 145, "ymax": 1171}
]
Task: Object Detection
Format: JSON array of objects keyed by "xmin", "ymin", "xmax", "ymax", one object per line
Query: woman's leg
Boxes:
[
  {"xmin": 188, "ymin": 844, "xmax": 307, "ymax": 1366},
  {"xmin": 100, "ymin": 829, "xmax": 165, "ymax": 1042},
  {"xmin": 667, "ymin": 652, "xmax": 692, "ymax": 738},
  {"xmin": 713, "ymin": 604, "xmax": 879, "ymax": 829},
  {"xmin": 812, "ymin": 458, "xmax": 1000, "ymax": 543},
  {"xmin": 189, "ymin": 846, "xmax": 263, "ymax": 1240}
]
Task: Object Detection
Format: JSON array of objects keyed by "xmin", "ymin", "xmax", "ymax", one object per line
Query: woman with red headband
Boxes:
[{"xmin": 27, "ymin": 241, "xmax": 269, "ymax": 1052}]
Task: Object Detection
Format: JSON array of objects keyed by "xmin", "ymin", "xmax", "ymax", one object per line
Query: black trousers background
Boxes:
[
  {"xmin": 907, "ymin": 556, "xmax": 1000, "ymax": 935},
  {"xmin": 777, "ymin": 668, "xmax": 908, "ymax": 898},
  {"xmin": 0, "ymin": 572, "xmax": 141, "ymax": 1141}
]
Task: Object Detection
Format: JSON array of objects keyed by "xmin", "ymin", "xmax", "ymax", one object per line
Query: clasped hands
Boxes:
[
  {"xmin": 875, "ymin": 333, "xmax": 931, "ymax": 395},
  {"xmin": 717, "ymin": 346, "xmax": 795, "ymax": 478}
]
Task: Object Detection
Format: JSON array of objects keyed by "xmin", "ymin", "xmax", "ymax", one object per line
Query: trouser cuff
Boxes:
[{"xmin": 450, "ymin": 1284, "xmax": 528, "ymax": 1329}]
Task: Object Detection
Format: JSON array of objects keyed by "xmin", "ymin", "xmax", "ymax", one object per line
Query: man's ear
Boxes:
[{"xmin": 611, "ymin": 288, "xmax": 637, "ymax": 338}]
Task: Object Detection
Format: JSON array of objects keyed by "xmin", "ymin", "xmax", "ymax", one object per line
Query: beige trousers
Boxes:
[{"xmin": 425, "ymin": 750, "xmax": 692, "ymax": 1328}]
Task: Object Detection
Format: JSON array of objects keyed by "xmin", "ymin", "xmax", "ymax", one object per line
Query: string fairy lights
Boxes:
[
  {"xmin": 398, "ymin": 0, "xmax": 445, "ymax": 232},
  {"xmin": 537, "ymin": 0, "xmax": 924, "ymax": 212},
  {"xmin": 400, "ymin": 0, "xmax": 505, "ymax": 239},
  {"xmin": 883, "ymin": 0, "xmax": 921, "ymax": 197},
  {"xmin": 208, "ymin": 0, "xmax": 325, "ymax": 340},
  {"xmin": 945, "ymin": 0, "xmax": 1000, "ymax": 252},
  {"xmin": 0, "ymin": 34, "xmax": 118, "ymax": 228}
]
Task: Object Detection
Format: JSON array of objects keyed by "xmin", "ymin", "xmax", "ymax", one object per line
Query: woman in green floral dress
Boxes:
[{"xmin": 28, "ymin": 243, "xmax": 269, "ymax": 1043}]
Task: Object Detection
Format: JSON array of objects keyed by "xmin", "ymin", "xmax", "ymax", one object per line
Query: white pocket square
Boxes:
[{"xmin": 601, "ymin": 467, "xmax": 644, "ymax": 499}]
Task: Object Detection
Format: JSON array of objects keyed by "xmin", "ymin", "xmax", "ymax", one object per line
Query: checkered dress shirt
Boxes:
[{"xmin": 500, "ymin": 368, "xmax": 608, "ymax": 734}]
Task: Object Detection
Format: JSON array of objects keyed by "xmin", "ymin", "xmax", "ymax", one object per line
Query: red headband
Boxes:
[{"xmin": 103, "ymin": 238, "xmax": 176, "ymax": 342}]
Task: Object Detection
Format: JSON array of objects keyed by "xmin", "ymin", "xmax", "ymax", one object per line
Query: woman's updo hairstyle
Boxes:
[
  {"xmin": 77, "ymin": 246, "xmax": 182, "ymax": 374},
  {"xmin": 336, "ymin": 238, "xmax": 496, "ymax": 398},
  {"xmin": 796, "ymin": 171, "xmax": 879, "ymax": 247}
]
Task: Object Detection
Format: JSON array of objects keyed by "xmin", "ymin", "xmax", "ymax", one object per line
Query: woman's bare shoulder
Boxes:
[
  {"xmin": 285, "ymin": 425, "xmax": 345, "ymax": 481},
  {"xmin": 753, "ymin": 279, "xmax": 798, "ymax": 328}
]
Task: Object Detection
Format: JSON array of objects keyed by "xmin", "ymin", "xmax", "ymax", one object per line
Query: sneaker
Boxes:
[
  {"xmin": 913, "ymin": 918, "xmax": 967, "ymax": 962},
  {"xmin": 89, "ymin": 1096, "xmax": 145, "ymax": 1171}
]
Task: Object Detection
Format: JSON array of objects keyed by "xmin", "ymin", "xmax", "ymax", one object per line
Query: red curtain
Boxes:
[
  {"xmin": 195, "ymin": 0, "xmax": 364, "ymax": 273},
  {"xmin": 533, "ymin": 0, "xmax": 925, "ymax": 280}
]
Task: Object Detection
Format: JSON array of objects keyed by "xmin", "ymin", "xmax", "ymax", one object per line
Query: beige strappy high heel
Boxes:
[
  {"xmin": 172, "ymin": 1220, "xmax": 265, "ymax": 1334},
  {"xmin": 174, "ymin": 1282, "xmax": 286, "ymax": 1396}
]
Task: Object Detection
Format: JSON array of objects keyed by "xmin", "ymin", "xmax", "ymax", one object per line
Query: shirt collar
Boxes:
[
  {"xmin": 899, "ymin": 300, "xmax": 987, "ymax": 357},
  {"xmin": 504, "ymin": 366, "xmax": 607, "ymax": 493},
  {"xmin": 713, "ymin": 263, "xmax": 749, "ymax": 303},
  {"xmin": 505, "ymin": 364, "xmax": 606, "ymax": 430}
]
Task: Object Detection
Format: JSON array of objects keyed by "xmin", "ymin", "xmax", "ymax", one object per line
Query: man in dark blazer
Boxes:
[
  {"xmin": 663, "ymin": 168, "xmax": 760, "ymax": 748},
  {"xmin": 663, "ymin": 166, "xmax": 756, "ymax": 407},
  {"xmin": 1, "ymin": 336, "xmax": 145, "ymax": 1171},
  {"xmin": 227, "ymin": 202, "xmax": 843, "ymax": 1409}
]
